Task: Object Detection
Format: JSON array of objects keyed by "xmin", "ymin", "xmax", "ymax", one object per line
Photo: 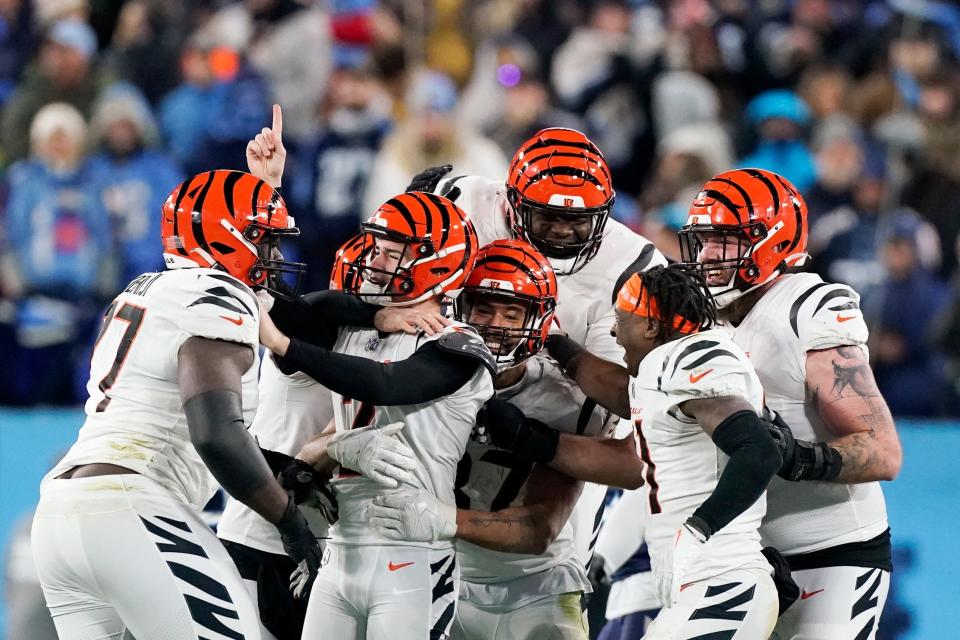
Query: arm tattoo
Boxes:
[
  {"xmin": 828, "ymin": 346, "xmax": 879, "ymax": 401},
  {"xmin": 810, "ymin": 345, "xmax": 897, "ymax": 482}
]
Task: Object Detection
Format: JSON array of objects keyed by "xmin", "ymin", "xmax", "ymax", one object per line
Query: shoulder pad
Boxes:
[
  {"xmin": 186, "ymin": 271, "xmax": 259, "ymax": 319},
  {"xmin": 660, "ymin": 333, "xmax": 751, "ymax": 396},
  {"xmin": 434, "ymin": 326, "xmax": 497, "ymax": 376},
  {"xmin": 789, "ymin": 281, "xmax": 867, "ymax": 350}
]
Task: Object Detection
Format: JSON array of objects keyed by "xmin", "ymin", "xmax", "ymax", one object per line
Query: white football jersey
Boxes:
[
  {"xmin": 217, "ymin": 353, "xmax": 335, "ymax": 555},
  {"xmin": 630, "ymin": 329, "xmax": 770, "ymax": 586},
  {"xmin": 729, "ymin": 273, "xmax": 889, "ymax": 555},
  {"xmin": 44, "ymin": 269, "xmax": 260, "ymax": 510},
  {"xmin": 456, "ymin": 356, "xmax": 613, "ymax": 604},
  {"xmin": 329, "ymin": 323, "xmax": 495, "ymax": 549},
  {"xmin": 435, "ymin": 174, "xmax": 668, "ymax": 567}
]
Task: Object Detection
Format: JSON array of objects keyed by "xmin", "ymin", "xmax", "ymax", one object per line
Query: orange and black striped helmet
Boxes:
[
  {"xmin": 161, "ymin": 170, "xmax": 305, "ymax": 296},
  {"xmin": 506, "ymin": 128, "xmax": 614, "ymax": 275},
  {"xmin": 346, "ymin": 191, "xmax": 478, "ymax": 305},
  {"xmin": 454, "ymin": 239, "xmax": 558, "ymax": 371},
  {"xmin": 329, "ymin": 233, "xmax": 370, "ymax": 292},
  {"xmin": 678, "ymin": 168, "xmax": 809, "ymax": 308}
]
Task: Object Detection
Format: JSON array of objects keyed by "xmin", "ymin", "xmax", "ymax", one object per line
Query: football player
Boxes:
[
  {"xmin": 219, "ymin": 111, "xmax": 439, "ymax": 640},
  {"xmin": 370, "ymin": 239, "xmax": 620, "ymax": 640},
  {"xmin": 501, "ymin": 264, "xmax": 784, "ymax": 637},
  {"xmin": 678, "ymin": 168, "xmax": 902, "ymax": 640},
  {"xmin": 255, "ymin": 192, "xmax": 497, "ymax": 640},
  {"xmin": 31, "ymin": 168, "xmax": 325, "ymax": 639},
  {"xmin": 408, "ymin": 128, "xmax": 667, "ymax": 577}
]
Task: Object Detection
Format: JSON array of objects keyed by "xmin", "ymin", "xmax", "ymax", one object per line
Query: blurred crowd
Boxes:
[{"xmin": 1, "ymin": 0, "xmax": 959, "ymax": 416}]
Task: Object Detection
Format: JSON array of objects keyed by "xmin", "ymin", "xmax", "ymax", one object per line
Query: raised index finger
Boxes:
[{"xmin": 272, "ymin": 103, "xmax": 283, "ymax": 138}]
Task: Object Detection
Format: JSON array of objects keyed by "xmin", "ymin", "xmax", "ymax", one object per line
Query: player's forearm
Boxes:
[
  {"xmin": 829, "ymin": 427, "xmax": 901, "ymax": 483},
  {"xmin": 184, "ymin": 390, "xmax": 288, "ymax": 524},
  {"xmin": 547, "ymin": 336, "xmax": 630, "ymax": 419},
  {"xmin": 550, "ymin": 432, "xmax": 644, "ymax": 489},
  {"xmin": 455, "ymin": 503, "xmax": 560, "ymax": 555},
  {"xmin": 296, "ymin": 431, "xmax": 338, "ymax": 477}
]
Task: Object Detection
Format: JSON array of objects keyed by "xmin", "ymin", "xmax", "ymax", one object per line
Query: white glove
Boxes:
[
  {"xmin": 662, "ymin": 520, "xmax": 708, "ymax": 606},
  {"xmin": 327, "ymin": 422, "xmax": 417, "ymax": 488},
  {"xmin": 368, "ymin": 492, "xmax": 458, "ymax": 543},
  {"xmin": 255, "ymin": 289, "xmax": 275, "ymax": 312}
]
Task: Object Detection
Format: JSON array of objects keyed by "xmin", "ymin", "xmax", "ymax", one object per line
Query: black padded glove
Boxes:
[
  {"xmin": 762, "ymin": 407, "xmax": 842, "ymax": 482},
  {"xmin": 275, "ymin": 497, "xmax": 325, "ymax": 599},
  {"xmin": 405, "ymin": 164, "xmax": 453, "ymax": 193},
  {"xmin": 479, "ymin": 397, "xmax": 560, "ymax": 463},
  {"xmin": 260, "ymin": 447, "xmax": 339, "ymax": 522},
  {"xmin": 544, "ymin": 334, "xmax": 585, "ymax": 371}
]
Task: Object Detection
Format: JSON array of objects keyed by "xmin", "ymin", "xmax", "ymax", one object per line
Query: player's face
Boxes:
[
  {"xmin": 365, "ymin": 237, "xmax": 407, "ymax": 286},
  {"xmin": 612, "ymin": 308, "xmax": 656, "ymax": 376},
  {"xmin": 467, "ymin": 296, "xmax": 529, "ymax": 353},
  {"xmin": 529, "ymin": 210, "xmax": 593, "ymax": 255},
  {"xmin": 695, "ymin": 231, "xmax": 744, "ymax": 286}
]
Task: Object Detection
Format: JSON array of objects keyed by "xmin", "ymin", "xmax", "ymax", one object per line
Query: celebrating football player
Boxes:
[
  {"xmin": 678, "ymin": 169, "xmax": 901, "ymax": 640},
  {"xmin": 31, "ymin": 166, "xmax": 324, "ymax": 639},
  {"xmin": 409, "ymin": 128, "xmax": 667, "ymax": 577},
  {"xmin": 371, "ymin": 239, "xmax": 622, "ymax": 640},
  {"xmin": 256, "ymin": 192, "xmax": 496, "ymax": 640},
  {"xmin": 534, "ymin": 264, "xmax": 783, "ymax": 638}
]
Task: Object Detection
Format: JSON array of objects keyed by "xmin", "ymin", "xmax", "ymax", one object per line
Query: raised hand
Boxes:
[{"xmin": 246, "ymin": 103, "xmax": 287, "ymax": 188}]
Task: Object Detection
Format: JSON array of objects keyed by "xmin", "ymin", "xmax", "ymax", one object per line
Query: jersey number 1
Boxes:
[{"xmin": 92, "ymin": 301, "xmax": 146, "ymax": 412}]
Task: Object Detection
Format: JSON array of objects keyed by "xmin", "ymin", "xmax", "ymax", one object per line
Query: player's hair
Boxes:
[{"xmin": 639, "ymin": 264, "xmax": 718, "ymax": 343}]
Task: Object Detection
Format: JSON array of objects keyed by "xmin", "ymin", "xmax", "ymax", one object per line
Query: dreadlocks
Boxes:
[{"xmin": 637, "ymin": 264, "xmax": 718, "ymax": 343}]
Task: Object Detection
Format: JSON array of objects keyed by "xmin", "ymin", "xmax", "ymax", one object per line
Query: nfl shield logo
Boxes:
[{"xmin": 364, "ymin": 337, "xmax": 381, "ymax": 351}]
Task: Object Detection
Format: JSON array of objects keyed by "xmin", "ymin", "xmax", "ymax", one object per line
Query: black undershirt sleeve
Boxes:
[
  {"xmin": 275, "ymin": 340, "xmax": 480, "ymax": 405},
  {"xmin": 691, "ymin": 409, "xmax": 783, "ymax": 537},
  {"xmin": 269, "ymin": 290, "xmax": 380, "ymax": 349},
  {"xmin": 184, "ymin": 389, "xmax": 281, "ymax": 521}
]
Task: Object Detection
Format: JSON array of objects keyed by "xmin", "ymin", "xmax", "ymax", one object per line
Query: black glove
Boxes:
[
  {"xmin": 261, "ymin": 447, "xmax": 339, "ymax": 522},
  {"xmin": 479, "ymin": 397, "xmax": 560, "ymax": 463},
  {"xmin": 405, "ymin": 164, "xmax": 453, "ymax": 193},
  {"xmin": 761, "ymin": 546, "xmax": 800, "ymax": 616},
  {"xmin": 762, "ymin": 407, "xmax": 842, "ymax": 482},
  {"xmin": 275, "ymin": 497, "xmax": 325, "ymax": 599},
  {"xmin": 544, "ymin": 334, "xmax": 585, "ymax": 371}
]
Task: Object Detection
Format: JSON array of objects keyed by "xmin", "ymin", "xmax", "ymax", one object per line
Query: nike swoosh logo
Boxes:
[
  {"xmin": 220, "ymin": 314, "xmax": 244, "ymax": 326},
  {"xmin": 836, "ymin": 314, "xmax": 857, "ymax": 323},
  {"xmin": 800, "ymin": 588, "xmax": 824, "ymax": 600},
  {"xmin": 388, "ymin": 561, "xmax": 415, "ymax": 572},
  {"xmin": 688, "ymin": 368, "xmax": 714, "ymax": 384}
]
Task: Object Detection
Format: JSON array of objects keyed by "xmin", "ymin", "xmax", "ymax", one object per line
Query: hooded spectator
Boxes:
[
  {"xmin": 0, "ymin": 103, "xmax": 113, "ymax": 405},
  {"xmin": 739, "ymin": 89, "xmax": 817, "ymax": 192},
  {"xmin": 87, "ymin": 86, "xmax": 183, "ymax": 284}
]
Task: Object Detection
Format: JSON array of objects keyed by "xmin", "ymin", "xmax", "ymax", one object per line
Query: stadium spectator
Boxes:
[
  {"xmin": 0, "ymin": 103, "xmax": 113, "ymax": 405},
  {"xmin": 739, "ymin": 89, "xmax": 817, "ymax": 193},
  {"xmin": 1, "ymin": 18, "xmax": 110, "ymax": 164},
  {"xmin": 201, "ymin": 0, "xmax": 331, "ymax": 145},
  {"xmin": 864, "ymin": 213, "xmax": 953, "ymax": 417},
  {"xmin": 363, "ymin": 69, "xmax": 507, "ymax": 214},
  {"xmin": 0, "ymin": 0, "xmax": 37, "ymax": 109},
  {"xmin": 159, "ymin": 41, "xmax": 271, "ymax": 176},
  {"xmin": 87, "ymin": 86, "xmax": 183, "ymax": 285},
  {"xmin": 290, "ymin": 52, "xmax": 392, "ymax": 290}
]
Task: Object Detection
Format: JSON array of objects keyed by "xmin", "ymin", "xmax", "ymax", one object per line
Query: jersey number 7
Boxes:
[{"xmin": 91, "ymin": 301, "xmax": 147, "ymax": 412}]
